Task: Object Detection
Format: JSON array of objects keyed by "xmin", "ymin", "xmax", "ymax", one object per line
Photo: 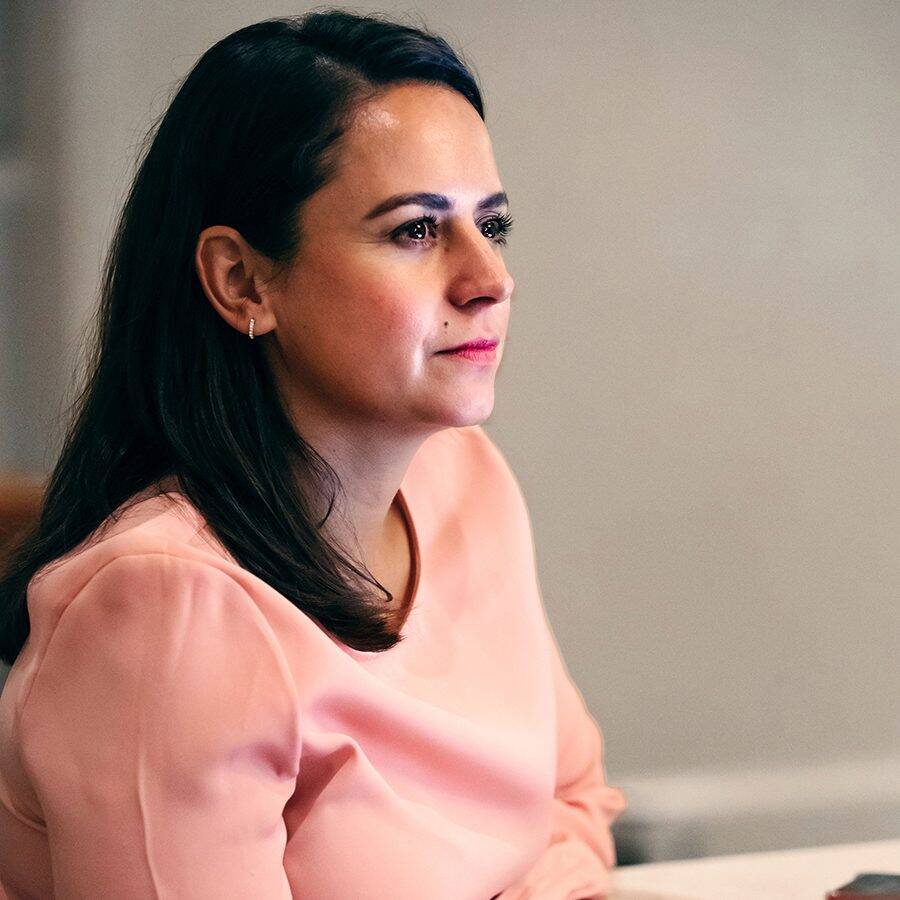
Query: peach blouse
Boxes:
[{"xmin": 0, "ymin": 425, "xmax": 627, "ymax": 899}]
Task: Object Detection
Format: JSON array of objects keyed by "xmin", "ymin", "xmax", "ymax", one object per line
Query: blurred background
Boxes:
[{"xmin": 1, "ymin": 0, "xmax": 897, "ymax": 865}]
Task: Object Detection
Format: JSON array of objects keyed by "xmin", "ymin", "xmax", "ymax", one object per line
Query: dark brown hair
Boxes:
[{"xmin": 0, "ymin": 8, "xmax": 485, "ymax": 663}]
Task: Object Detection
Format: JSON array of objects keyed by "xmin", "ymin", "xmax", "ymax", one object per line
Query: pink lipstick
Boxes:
[{"xmin": 437, "ymin": 338, "xmax": 499, "ymax": 364}]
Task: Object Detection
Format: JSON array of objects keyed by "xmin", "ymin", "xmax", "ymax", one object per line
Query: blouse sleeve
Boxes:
[
  {"xmin": 496, "ymin": 609, "xmax": 628, "ymax": 900},
  {"xmin": 19, "ymin": 553, "xmax": 301, "ymax": 899}
]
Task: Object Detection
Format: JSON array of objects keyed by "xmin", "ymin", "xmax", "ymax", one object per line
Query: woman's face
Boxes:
[{"xmin": 263, "ymin": 82, "xmax": 515, "ymax": 435}]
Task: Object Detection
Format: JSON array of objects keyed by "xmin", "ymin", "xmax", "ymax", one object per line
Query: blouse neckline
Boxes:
[
  {"xmin": 391, "ymin": 483, "xmax": 422, "ymax": 639},
  {"xmin": 151, "ymin": 470, "xmax": 427, "ymax": 656}
]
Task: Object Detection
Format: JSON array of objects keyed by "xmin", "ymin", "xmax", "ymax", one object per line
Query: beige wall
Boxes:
[{"xmin": 4, "ymin": 0, "xmax": 898, "ymax": 831}]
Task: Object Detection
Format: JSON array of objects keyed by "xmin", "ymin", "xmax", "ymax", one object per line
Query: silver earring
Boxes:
[{"xmin": 248, "ymin": 317, "xmax": 255, "ymax": 340}]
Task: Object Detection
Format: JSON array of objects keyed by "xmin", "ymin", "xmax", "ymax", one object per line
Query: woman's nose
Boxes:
[{"xmin": 446, "ymin": 225, "xmax": 515, "ymax": 307}]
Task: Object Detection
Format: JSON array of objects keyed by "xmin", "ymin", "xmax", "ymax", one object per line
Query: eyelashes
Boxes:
[
  {"xmin": 486, "ymin": 212, "xmax": 514, "ymax": 244},
  {"xmin": 391, "ymin": 212, "xmax": 514, "ymax": 248}
]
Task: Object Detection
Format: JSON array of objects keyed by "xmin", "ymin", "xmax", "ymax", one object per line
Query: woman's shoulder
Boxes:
[
  {"xmin": 18, "ymin": 508, "xmax": 286, "ymax": 711},
  {"xmin": 415, "ymin": 423, "xmax": 500, "ymax": 475},
  {"xmin": 401, "ymin": 425, "xmax": 535, "ymax": 556},
  {"xmin": 417, "ymin": 424, "xmax": 528, "ymax": 509},
  {"xmin": 26, "ymin": 485, "xmax": 238, "ymax": 629}
]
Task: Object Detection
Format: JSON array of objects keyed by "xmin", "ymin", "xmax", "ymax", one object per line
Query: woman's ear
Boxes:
[{"xmin": 194, "ymin": 226, "xmax": 276, "ymax": 338}]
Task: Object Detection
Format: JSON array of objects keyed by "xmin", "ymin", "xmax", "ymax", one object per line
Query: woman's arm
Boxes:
[
  {"xmin": 463, "ymin": 425, "xmax": 628, "ymax": 898},
  {"xmin": 18, "ymin": 553, "xmax": 301, "ymax": 899},
  {"xmin": 495, "ymin": 612, "xmax": 628, "ymax": 900}
]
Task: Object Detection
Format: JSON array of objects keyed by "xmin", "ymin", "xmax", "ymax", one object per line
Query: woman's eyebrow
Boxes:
[{"xmin": 363, "ymin": 190, "xmax": 508, "ymax": 221}]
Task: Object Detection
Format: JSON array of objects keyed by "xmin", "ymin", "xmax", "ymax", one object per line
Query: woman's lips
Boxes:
[{"xmin": 437, "ymin": 344, "xmax": 498, "ymax": 364}]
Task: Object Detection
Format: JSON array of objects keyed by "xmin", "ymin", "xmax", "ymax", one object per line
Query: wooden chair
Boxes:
[{"xmin": 0, "ymin": 474, "xmax": 46, "ymax": 569}]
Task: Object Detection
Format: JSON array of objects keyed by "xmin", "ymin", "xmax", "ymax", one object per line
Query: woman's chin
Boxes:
[{"xmin": 434, "ymin": 398, "xmax": 496, "ymax": 429}]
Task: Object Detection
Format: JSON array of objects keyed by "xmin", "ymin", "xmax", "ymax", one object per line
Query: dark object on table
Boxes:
[{"xmin": 825, "ymin": 872, "xmax": 900, "ymax": 899}]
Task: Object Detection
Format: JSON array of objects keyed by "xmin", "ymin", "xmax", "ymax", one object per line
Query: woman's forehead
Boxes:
[{"xmin": 325, "ymin": 85, "xmax": 499, "ymax": 213}]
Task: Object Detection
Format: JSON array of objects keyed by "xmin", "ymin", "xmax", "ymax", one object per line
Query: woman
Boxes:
[{"xmin": 0, "ymin": 10, "xmax": 627, "ymax": 899}]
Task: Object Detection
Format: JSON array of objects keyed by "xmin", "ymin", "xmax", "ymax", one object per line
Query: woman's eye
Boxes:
[
  {"xmin": 481, "ymin": 212, "xmax": 514, "ymax": 246},
  {"xmin": 391, "ymin": 212, "xmax": 514, "ymax": 247},
  {"xmin": 393, "ymin": 215, "xmax": 439, "ymax": 246}
]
